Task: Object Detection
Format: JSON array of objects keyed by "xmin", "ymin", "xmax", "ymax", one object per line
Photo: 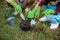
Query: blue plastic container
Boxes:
[
  {"xmin": 19, "ymin": 0, "xmax": 24, "ymax": 3},
  {"xmin": 7, "ymin": 16, "xmax": 16, "ymax": 25}
]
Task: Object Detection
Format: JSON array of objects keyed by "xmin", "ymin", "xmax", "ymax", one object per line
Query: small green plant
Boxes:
[{"xmin": 2, "ymin": 7, "xmax": 14, "ymax": 17}]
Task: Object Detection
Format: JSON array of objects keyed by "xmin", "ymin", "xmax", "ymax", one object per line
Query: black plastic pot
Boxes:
[{"xmin": 20, "ymin": 19, "xmax": 31, "ymax": 31}]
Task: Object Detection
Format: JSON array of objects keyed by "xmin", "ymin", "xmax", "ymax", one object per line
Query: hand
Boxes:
[
  {"xmin": 43, "ymin": 9, "xmax": 55, "ymax": 16},
  {"xmin": 5, "ymin": 0, "xmax": 12, "ymax": 3},
  {"xmin": 7, "ymin": 0, "xmax": 22, "ymax": 13},
  {"xmin": 37, "ymin": 0, "xmax": 42, "ymax": 2},
  {"xmin": 35, "ymin": 6, "xmax": 41, "ymax": 18},
  {"xmin": 15, "ymin": 5, "xmax": 22, "ymax": 13},
  {"xmin": 27, "ymin": 10, "xmax": 35, "ymax": 18}
]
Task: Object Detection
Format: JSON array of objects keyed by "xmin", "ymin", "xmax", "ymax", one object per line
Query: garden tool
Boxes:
[
  {"xmin": 13, "ymin": 10, "xmax": 18, "ymax": 15},
  {"xmin": 39, "ymin": 16, "xmax": 47, "ymax": 22},
  {"xmin": 30, "ymin": 19, "xmax": 36, "ymax": 26}
]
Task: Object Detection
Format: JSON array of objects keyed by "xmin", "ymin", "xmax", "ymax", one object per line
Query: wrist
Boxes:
[
  {"xmin": 6, "ymin": 0, "xmax": 12, "ymax": 3},
  {"xmin": 10, "ymin": 1, "xmax": 16, "ymax": 6}
]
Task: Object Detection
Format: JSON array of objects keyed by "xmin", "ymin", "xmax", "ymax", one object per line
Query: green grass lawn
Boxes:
[{"xmin": 0, "ymin": 0, "xmax": 60, "ymax": 40}]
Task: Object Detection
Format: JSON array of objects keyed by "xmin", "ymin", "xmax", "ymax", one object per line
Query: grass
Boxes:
[{"xmin": 0, "ymin": 0, "xmax": 60, "ymax": 40}]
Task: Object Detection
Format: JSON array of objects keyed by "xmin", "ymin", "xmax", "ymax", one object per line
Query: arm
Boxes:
[
  {"xmin": 27, "ymin": 1, "xmax": 41, "ymax": 18},
  {"xmin": 5, "ymin": 0, "xmax": 22, "ymax": 13},
  {"xmin": 35, "ymin": 0, "xmax": 45, "ymax": 9},
  {"xmin": 55, "ymin": 2, "xmax": 60, "ymax": 14},
  {"xmin": 37, "ymin": 0, "xmax": 45, "ymax": 6}
]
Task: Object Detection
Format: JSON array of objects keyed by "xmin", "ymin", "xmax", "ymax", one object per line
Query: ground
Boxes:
[{"xmin": 0, "ymin": 0, "xmax": 60, "ymax": 40}]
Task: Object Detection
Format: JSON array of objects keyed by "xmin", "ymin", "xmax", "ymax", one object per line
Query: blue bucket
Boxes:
[
  {"xmin": 19, "ymin": 0, "xmax": 24, "ymax": 3},
  {"xmin": 7, "ymin": 16, "xmax": 16, "ymax": 25}
]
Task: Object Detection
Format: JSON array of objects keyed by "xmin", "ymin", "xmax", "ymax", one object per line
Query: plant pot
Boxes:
[
  {"xmin": 6, "ymin": 16, "xmax": 16, "ymax": 25},
  {"xmin": 20, "ymin": 20, "xmax": 31, "ymax": 31}
]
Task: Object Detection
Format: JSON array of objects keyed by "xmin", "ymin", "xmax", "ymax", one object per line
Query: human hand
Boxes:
[
  {"xmin": 43, "ymin": 9, "xmax": 55, "ymax": 16},
  {"xmin": 5, "ymin": 0, "xmax": 12, "ymax": 3}
]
